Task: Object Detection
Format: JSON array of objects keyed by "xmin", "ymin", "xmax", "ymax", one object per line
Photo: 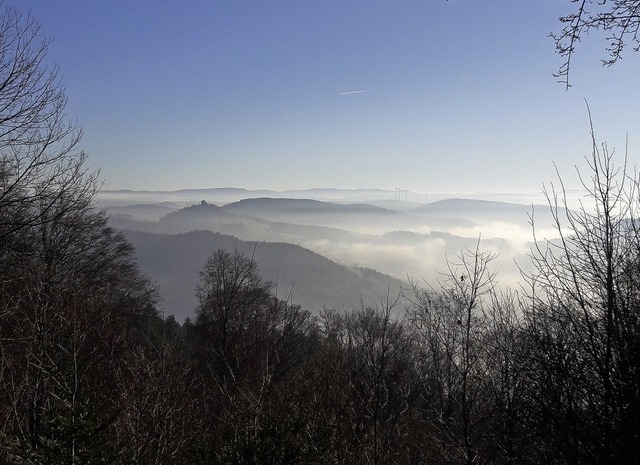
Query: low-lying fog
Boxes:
[{"xmin": 99, "ymin": 188, "xmax": 573, "ymax": 319}]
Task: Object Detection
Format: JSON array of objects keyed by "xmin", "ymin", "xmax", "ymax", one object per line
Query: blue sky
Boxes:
[{"xmin": 18, "ymin": 1, "xmax": 640, "ymax": 195}]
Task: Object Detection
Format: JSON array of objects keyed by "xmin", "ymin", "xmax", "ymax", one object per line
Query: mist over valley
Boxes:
[{"xmin": 100, "ymin": 188, "xmax": 565, "ymax": 319}]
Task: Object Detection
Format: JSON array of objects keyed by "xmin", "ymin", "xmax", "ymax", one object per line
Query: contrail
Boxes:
[{"xmin": 338, "ymin": 90, "xmax": 372, "ymax": 95}]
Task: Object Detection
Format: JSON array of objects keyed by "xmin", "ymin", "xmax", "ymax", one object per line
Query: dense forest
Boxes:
[{"xmin": 2, "ymin": 3, "xmax": 640, "ymax": 464}]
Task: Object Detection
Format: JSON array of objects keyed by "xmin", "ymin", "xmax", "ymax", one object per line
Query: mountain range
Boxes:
[{"xmin": 105, "ymin": 194, "xmax": 566, "ymax": 320}]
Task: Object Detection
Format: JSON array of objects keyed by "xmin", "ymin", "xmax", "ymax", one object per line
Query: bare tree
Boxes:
[
  {"xmin": 552, "ymin": 0, "xmax": 640, "ymax": 88},
  {"xmin": 315, "ymin": 297, "xmax": 420, "ymax": 465},
  {"xmin": 0, "ymin": 190, "xmax": 157, "ymax": 463},
  {"xmin": 194, "ymin": 249, "xmax": 273, "ymax": 382},
  {"xmin": 0, "ymin": 2, "xmax": 93, "ymax": 251},
  {"xmin": 408, "ymin": 242, "xmax": 507, "ymax": 465},
  {"xmin": 114, "ymin": 328, "xmax": 198, "ymax": 465},
  {"xmin": 523, "ymin": 115, "xmax": 640, "ymax": 464},
  {"xmin": 482, "ymin": 289, "xmax": 531, "ymax": 465},
  {"xmin": 191, "ymin": 249, "xmax": 320, "ymax": 463}
]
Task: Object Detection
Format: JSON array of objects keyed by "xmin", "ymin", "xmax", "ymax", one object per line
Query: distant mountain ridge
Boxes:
[
  {"xmin": 412, "ymin": 198, "xmax": 536, "ymax": 213},
  {"xmin": 99, "ymin": 187, "xmax": 415, "ymax": 207},
  {"xmin": 107, "ymin": 196, "xmax": 556, "ymax": 319},
  {"xmin": 223, "ymin": 198, "xmax": 393, "ymax": 214},
  {"xmin": 162, "ymin": 201, "xmax": 231, "ymax": 218},
  {"xmin": 98, "ymin": 187, "xmax": 556, "ymax": 208}
]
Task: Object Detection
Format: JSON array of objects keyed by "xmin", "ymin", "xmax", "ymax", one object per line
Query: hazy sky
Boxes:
[{"xmin": 18, "ymin": 1, "xmax": 640, "ymax": 194}]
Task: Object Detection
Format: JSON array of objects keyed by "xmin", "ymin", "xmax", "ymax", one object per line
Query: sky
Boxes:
[{"xmin": 16, "ymin": 1, "xmax": 640, "ymax": 196}]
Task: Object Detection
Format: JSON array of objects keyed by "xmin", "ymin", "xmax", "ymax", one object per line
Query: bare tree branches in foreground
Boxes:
[
  {"xmin": 0, "ymin": 4, "xmax": 160, "ymax": 463},
  {"xmin": 522, "ymin": 117, "xmax": 640, "ymax": 464},
  {"xmin": 553, "ymin": 0, "xmax": 640, "ymax": 87}
]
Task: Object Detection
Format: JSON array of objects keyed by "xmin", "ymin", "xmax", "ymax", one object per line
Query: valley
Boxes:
[{"xmin": 100, "ymin": 189, "xmax": 562, "ymax": 319}]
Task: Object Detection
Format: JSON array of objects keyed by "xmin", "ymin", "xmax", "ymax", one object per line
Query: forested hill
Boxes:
[
  {"xmin": 222, "ymin": 197, "xmax": 393, "ymax": 214},
  {"xmin": 124, "ymin": 229, "xmax": 407, "ymax": 320}
]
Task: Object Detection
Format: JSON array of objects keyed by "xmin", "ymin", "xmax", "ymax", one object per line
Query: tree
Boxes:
[
  {"xmin": 194, "ymin": 249, "xmax": 273, "ymax": 381},
  {"xmin": 523, "ymin": 116, "xmax": 640, "ymax": 464},
  {"xmin": 0, "ymin": 4, "xmax": 160, "ymax": 462},
  {"xmin": 191, "ymin": 249, "xmax": 319, "ymax": 463},
  {"xmin": 408, "ymin": 243, "xmax": 505, "ymax": 465},
  {"xmin": 113, "ymin": 322, "xmax": 198, "ymax": 465},
  {"xmin": 553, "ymin": 0, "xmax": 640, "ymax": 87},
  {"xmin": 0, "ymin": 0, "xmax": 98, "ymax": 278},
  {"xmin": 0, "ymin": 190, "xmax": 157, "ymax": 464},
  {"xmin": 318, "ymin": 299, "xmax": 420, "ymax": 464}
]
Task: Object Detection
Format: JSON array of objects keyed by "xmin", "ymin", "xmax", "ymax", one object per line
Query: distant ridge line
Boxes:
[{"xmin": 101, "ymin": 187, "xmax": 398, "ymax": 194}]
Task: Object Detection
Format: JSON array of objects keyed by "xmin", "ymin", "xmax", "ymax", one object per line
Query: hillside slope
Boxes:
[{"xmin": 124, "ymin": 229, "xmax": 407, "ymax": 321}]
